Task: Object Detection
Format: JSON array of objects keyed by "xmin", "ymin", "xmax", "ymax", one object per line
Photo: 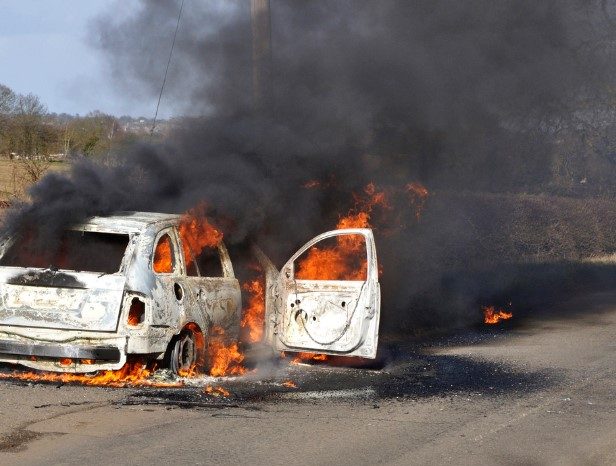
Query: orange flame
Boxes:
[
  {"xmin": 204, "ymin": 385, "xmax": 230, "ymax": 397},
  {"xmin": 405, "ymin": 182, "xmax": 429, "ymax": 220},
  {"xmin": 290, "ymin": 183, "xmax": 391, "ymax": 364},
  {"xmin": 303, "ymin": 179, "xmax": 321, "ymax": 189},
  {"xmin": 178, "ymin": 205, "xmax": 223, "ymax": 269},
  {"xmin": 282, "ymin": 380, "xmax": 297, "ymax": 388},
  {"xmin": 0, "ymin": 359, "xmax": 182, "ymax": 388},
  {"xmin": 153, "ymin": 234, "xmax": 174, "ymax": 273},
  {"xmin": 295, "ymin": 239, "xmax": 368, "ymax": 281},
  {"xmin": 295, "ymin": 183, "xmax": 386, "ymax": 282},
  {"xmin": 240, "ymin": 278, "xmax": 265, "ymax": 343},
  {"xmin": 291, "ymin": 353, "xmax": 328, "ymax": 364},
  {"xmin": 176, "ymin": 322, "xmax": 206, "ymax": 378},
  {"xmin": 175, "ymin": 207, "xmax": 248, "ymax": 377},
  {"xmin": 207, "ymin": 326, "xmax": 246, "ymax": 377},
  {"xmin": 483, "ymin": 306, "xmax": 513, "ymax": 325}
]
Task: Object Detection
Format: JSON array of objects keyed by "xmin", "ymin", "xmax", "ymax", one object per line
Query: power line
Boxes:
[{"xmin": 151, "ymin": 0, "xmax": 185, "ymax": 135}]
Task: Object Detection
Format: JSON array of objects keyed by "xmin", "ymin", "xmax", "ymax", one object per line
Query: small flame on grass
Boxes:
[
  {"xmin": 282, "ymin": 380, "xmax": 297, "ymax": 388},
  {"xmin": 483, "ymin": 306, "xmax": 513, "ymax": 325}
]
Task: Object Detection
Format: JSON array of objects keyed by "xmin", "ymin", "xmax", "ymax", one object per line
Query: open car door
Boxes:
[{"xmin": 263, "ymin": 229, "xmax": 380, "ymax": 359}]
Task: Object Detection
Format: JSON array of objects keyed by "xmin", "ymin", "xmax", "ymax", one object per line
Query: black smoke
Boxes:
[{"xmin": 4, "ymin": 0, "xmax": 616, "ymax": 332}]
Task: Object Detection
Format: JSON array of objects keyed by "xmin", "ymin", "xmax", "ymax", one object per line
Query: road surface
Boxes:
[{"xmin": 1, "ymin": 292, "xmax": 615, "ymax": 465}]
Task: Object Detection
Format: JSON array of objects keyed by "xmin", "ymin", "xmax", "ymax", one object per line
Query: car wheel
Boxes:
[{"xmin": 167, "ymin": 324, "xmax": 204, "ymax": 376}]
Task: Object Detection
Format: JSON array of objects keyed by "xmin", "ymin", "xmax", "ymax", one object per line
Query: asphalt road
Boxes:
[{"xmin": 1, "ymin": 291, "xmax": 615, "ymax": 465}]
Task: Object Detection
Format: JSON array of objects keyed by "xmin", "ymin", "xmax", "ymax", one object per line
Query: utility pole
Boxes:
[{"xmin": 251, "ymin": 0, "xmax": 272, "ymax": 112}]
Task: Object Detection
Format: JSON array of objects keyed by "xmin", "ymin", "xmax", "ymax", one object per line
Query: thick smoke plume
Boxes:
[{"xmin": 4, "ymin": 0, "xmax": 616, "ymax": 332}]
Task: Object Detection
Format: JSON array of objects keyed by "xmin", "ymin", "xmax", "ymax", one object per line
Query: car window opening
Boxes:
[
  {"xmin": 0, "ymin": 231, "xmax": 129, "ymax": 274},
  {"xmin": 185, "ymin": 245, "xmax": 223, "ymax": 277},
  {"xmin": 153, "ymin": 234, "xmax": 176, "ymax": 274},
  {"xmin": 294, "ymin": 234, "xmax": 368, "ymax": 281}
]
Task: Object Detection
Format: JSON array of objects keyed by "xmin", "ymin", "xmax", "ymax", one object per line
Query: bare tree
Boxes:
[
  {"xmin": 65, "ymin": 111, "xmax": 123, "ymax": 157},
  {"xmin": 0, "ymin": 84, "xmax": 16, "ymax": 115},
  {"xmin": 10, "ymin": 93, "xmax": 48, "ymax": 157},
  {"xmin": 11, "ymin": 93, "xmax": 52, "ymax": 186},
  {"xmin": 0, "ymin": 84, "xmax": 17, "ymax": 157}
]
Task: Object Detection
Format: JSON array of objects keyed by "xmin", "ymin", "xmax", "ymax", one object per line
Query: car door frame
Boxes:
[
  {"xmin": 180, "ymin": 239, "xmax": 242, "ymax": 340},
  {"xmin": 264, "ymin": 228, "xmax": 380, "ymax": 359},
  {"xmin": 149, "ymin": 227, "xmax": 186, "ymax": 329}
]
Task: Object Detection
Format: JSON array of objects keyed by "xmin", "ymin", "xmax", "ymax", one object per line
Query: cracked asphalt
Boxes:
[{"xmin": 0, "ymin": 291, "xmax": 615, "ymax": 465}]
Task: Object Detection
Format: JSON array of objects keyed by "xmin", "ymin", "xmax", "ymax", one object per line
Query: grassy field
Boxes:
[{"xmin": 0, "ymin": 158, "xmax": 69, "ymax": 203}]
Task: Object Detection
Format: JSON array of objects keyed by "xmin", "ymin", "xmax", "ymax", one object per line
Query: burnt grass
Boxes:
[
  {"xmin": 435, "ymin": 261, "xmax": 616, "ymax": 326},
  {"xmin": 379, "ymin": 191, "xmax": 616, "ymax": 335}
]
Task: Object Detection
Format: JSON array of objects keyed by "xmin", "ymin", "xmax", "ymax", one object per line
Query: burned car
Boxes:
[{"xmin": 0, "ymin": 212, "xmax": 380, "ymax": 374}]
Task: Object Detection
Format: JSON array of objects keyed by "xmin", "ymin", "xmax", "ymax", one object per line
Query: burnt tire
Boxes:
[{"xmin": 166, "ymin": 325, "xmax": 204, "ymax": 376}]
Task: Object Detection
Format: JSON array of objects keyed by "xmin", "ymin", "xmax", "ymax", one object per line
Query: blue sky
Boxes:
[{"xmin": 0, "ymin": 0, "xmax": 158, "ymax": 117}]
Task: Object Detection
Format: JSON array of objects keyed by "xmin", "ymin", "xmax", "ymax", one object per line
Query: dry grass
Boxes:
[{"xmin": 0, "ymin": 158, "xmax": 69, "ymax": 203}]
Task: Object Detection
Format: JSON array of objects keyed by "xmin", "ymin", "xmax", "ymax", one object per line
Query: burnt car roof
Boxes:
[{"xmin": 79, "ymin": 212, "xmax": 182, "ymax": 234}]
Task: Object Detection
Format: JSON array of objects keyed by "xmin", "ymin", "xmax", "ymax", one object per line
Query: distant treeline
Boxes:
[{"xmin": 0, "ymin": 83, "xmax": 169, "ymax": 159}]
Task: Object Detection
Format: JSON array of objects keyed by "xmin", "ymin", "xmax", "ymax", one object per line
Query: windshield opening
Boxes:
[{"xmin": 0, "ymin": 230, "xmax": 130, "ymax": 274}]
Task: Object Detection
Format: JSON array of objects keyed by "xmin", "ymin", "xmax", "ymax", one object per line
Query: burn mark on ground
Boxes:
[
  {"xmin": 116, "ymin": 388, "xmax": 266, "ymax": 411},
  {"xmin": 115, "ymin": 335, "xmax": 555, "ymax": 408},
  {"xmin": 34, "ymin": 400, "xmax": 99, "ymax": 409},
  {"xmin": 0, "ymin": 429, "xmax": 54, "ymax": 453},
  {"xmin": 0, "ymin": 330, "xmax": 556, "ymax": 410}
]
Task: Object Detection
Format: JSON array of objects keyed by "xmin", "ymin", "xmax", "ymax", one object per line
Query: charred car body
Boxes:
[{"xmin": 0, "ymin": 212, "xmax": 380, "ymax": 374}]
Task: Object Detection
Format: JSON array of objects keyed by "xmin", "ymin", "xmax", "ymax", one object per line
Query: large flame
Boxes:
[
  {"xmin": 235, "ymin": 181, "xmax": 428, "ymax": 357},
  {"xmin": 240, "ymin": 277, "xmax": 265, "ymax": 343},
  {"xmin": 152, "ymin": 205, "xmax": 223, "ymax": 274},
  {"xmin": 291, "ymin": 183, "xmax": 394, "ymax": 361},
  {"xmin": 153, "ymin": 234, "xmax": 174, "ymax": 273},
  {"xmin": 176, "ymin": 207, "xmax": 248, "ymax": 377},
  {"xmin": 289, "ymin": 182, "xmax": 429, "ymax": 360},
  {"xmin": 178, "ymin": 204, "xmax": 223, "ymax": 269},
  {"xmin": 295, "ymin": 183, "xmax": 388, "ymax": 281},
  {"xmin": 207, "ymin": 326, "xmax": 246, "ymax": 377},
  {"xmin": 0, "ymin": 359, "xmax": 182, "ymax": 388}
]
